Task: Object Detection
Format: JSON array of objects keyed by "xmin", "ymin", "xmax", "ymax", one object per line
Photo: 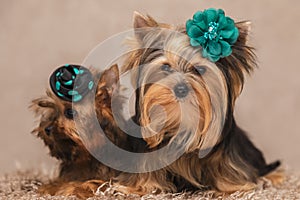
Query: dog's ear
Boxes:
[
  {"xmin": 96, "ymin": 64, "xmax": 120, "ymax": 109},
  {"xmin": 133, "ymin": 11, "xmax": 158, "ymax": 29},
  {"xmin": 235, "ymin": 21, "xmax": 251, "ymax": 46},
  {"xmin": 99, "ymin": 64, "xmax": 120, "ymax": 90},
  {"xmin": 29, "ymin": 91, "xmax": 59, "ymax": 116},
  {"xmin": 95, "ymin": 64, "xmax": 119, "ymax": 120},
  {"xmin": 133, "ymin": 11, "xmax": 159, "ymax": 40}
]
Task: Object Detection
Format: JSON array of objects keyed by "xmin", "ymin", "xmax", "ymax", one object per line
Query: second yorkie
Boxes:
[{"xmin": 30, "ymin": 64, "xmax": 128, "ymax": 198}]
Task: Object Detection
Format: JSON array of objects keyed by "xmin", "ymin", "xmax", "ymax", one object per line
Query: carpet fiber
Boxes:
[{"xmin": 0, "ymin": 170, "xmax": 299, "ymax": 200}]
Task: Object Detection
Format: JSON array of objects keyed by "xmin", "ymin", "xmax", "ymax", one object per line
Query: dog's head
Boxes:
[
  {"xmin": 122, "ymin": 11, "xmax": 256, "ymax": 154},
  {"xmin": 30, "ymin": 64, "xmax": 123, "ymax": 162}
]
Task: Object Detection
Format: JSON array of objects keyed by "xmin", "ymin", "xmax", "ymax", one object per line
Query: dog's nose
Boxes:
[
  {"xmin": 44, "ymin": 126, "xmax": 53, "ymax": 136},
  {"xmin": 174, "ymin": 83, "xmax": 189, "ymax": 98}
]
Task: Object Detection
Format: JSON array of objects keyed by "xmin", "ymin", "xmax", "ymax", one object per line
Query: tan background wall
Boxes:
[{"xmin": 0, "ymin": 0, "xmax": 299, "ymax": 174}]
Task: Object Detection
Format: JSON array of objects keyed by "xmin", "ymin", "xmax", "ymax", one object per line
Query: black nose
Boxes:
[
  {"xmin": 44, "ymin": 126, "xmax": 53, "ymax": 136},
  {"xmin": 174, "ymin": 83, "xmax": 189, "ymax": 98}
]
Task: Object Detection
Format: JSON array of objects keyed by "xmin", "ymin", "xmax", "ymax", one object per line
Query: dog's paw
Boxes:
[
  {"xmin": 38, "ymin": 180, "xmax": 105, "ymax": 199},
  {"xmin": 264, "ymin": 170, "xmax": 285, "ymax": 186}
]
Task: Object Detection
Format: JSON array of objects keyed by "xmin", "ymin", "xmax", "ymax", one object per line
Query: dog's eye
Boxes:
[
  {"xmin": 160, "ymin": 64, "xmax": 173, "ymax": 73},
  {"xmin": 193, "ymin": 66, "xmax": 207, "ymax": 75},
  {"xmin": 64, "ymin": 108, "xmax": 77, "ymax": 120}
]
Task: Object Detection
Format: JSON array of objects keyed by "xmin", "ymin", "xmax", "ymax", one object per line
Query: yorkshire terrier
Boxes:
[
  {"xmin": 30, "ymin": 8, "xmax": 283, "ymax": 198},
  {"xmin": 116, "ymin": 10, "xmax": 282, "ymax": 194},
  {"xmin": 30, "ymin": 64, "xmax": 127, "ymax": 198}
]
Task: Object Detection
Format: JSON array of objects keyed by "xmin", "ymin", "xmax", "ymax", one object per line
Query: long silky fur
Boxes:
[
  {"xmin": 119, "ymin": 13, "xmax": 281, "ymax": 194},
  {"xmin": 29, "ymin": 66, "xmax": 128, "ymax": 198}
]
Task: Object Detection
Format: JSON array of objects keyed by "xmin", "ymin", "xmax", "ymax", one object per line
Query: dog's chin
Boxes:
[
  {"xmin": 39, "ymin": 124, "xmax": 90, "ymax": 162},
  {"xmin": 140, "ymin": 82, "xmax": 213, "ymax": 153}
]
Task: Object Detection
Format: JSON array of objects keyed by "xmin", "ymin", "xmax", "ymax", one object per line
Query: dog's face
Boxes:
[
  {"xmin": 30, "ymin": 64, "xmax": 122, "ymax": 162},
  {"xmin": 31, "ymin": 90, "xmax": 90, "ymax": 162},
  {"xmin": 123, "ymin": 12, "xmax": 256, "ymax": 154}
]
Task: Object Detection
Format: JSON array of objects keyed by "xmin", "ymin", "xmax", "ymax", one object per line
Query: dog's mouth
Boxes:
[
  {"xmin": 37, "ymin": 123, "xmax": 90, "ymax": 161},
  {"xmin": 51, "ymin": 138, "xmax": 77, "ymax": 161},
  {"xmin": 139, "ymin": 80, "xmax": 212, "ymax": 152}
]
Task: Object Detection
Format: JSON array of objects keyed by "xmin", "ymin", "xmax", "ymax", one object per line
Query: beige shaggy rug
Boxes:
[{"xmin": 0, "ymin": 170, "xmax": 299, "ymax": 200}]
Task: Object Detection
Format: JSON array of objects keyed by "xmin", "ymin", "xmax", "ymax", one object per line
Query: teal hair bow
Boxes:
[{"xmin": 186, "ymin": 8, "xmax": 239, "ymax": 62}]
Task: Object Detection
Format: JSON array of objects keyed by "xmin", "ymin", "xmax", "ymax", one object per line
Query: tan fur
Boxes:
[
  {"xmin": 30, "ymin": 65, "xmax": 127, "ymax": 199},
  {"xmin": 30, "ymin": 12, "xmax": 281, "ymax": 198},
  {"xmin": 264, "ymin": 170, "xmax": 285, "ymax": 186},
  {"xmin": 117, "ymin": 11, "xmax": 281, "ymax": 195}
]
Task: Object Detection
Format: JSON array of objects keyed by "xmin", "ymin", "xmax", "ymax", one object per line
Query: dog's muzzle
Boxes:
[{"xmin": 173, "ymin": 83, "xmax": 189, "ymax": 98}]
